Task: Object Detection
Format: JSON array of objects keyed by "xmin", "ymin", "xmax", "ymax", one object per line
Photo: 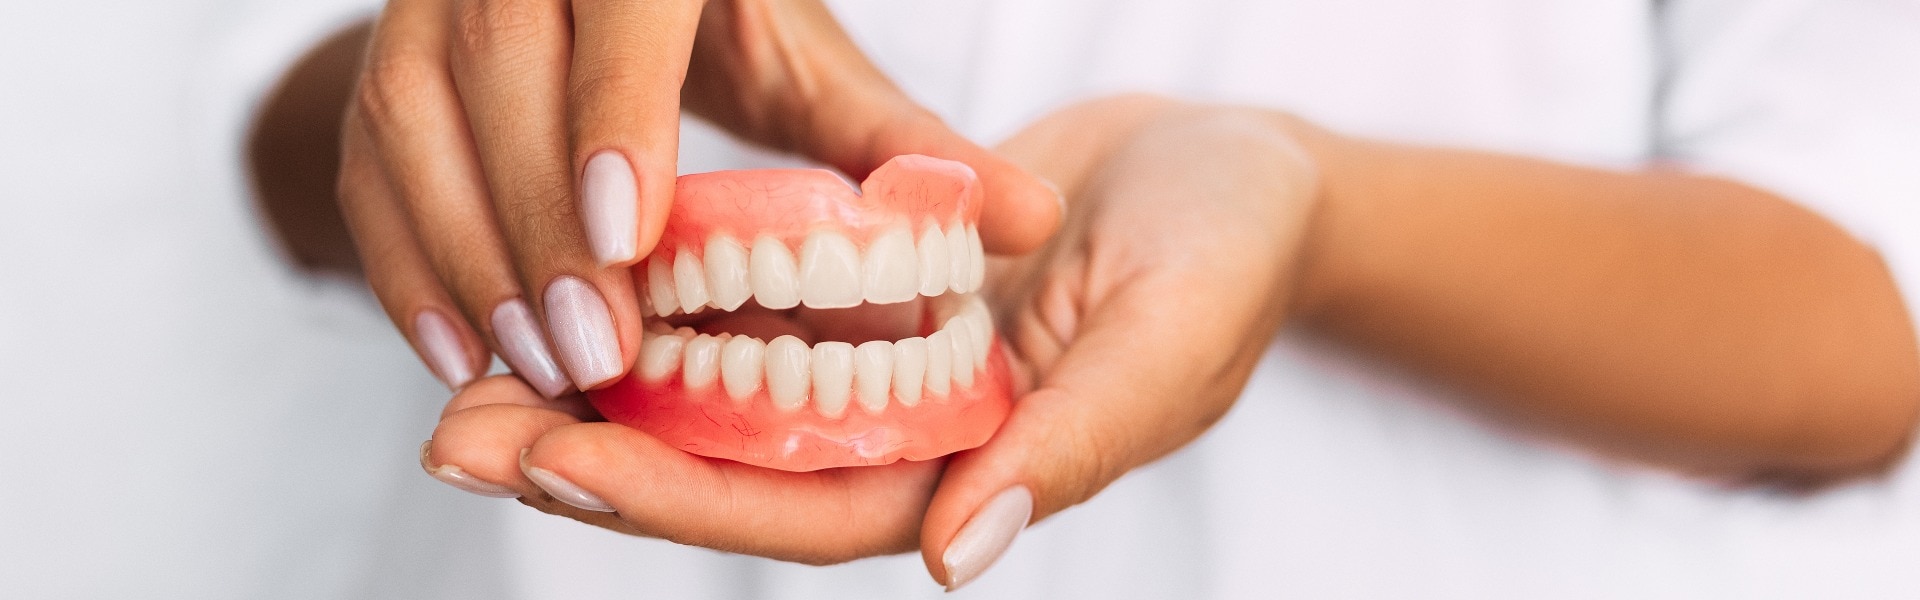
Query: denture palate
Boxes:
[
  {"xmin": 637, "ymin": 297, "xmax": 995, "ymax": 419},
  {"xmin": 642, "ymin": 223, "xmax": 987, "ymax": 316}
]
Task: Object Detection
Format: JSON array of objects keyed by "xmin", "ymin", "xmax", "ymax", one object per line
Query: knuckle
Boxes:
[
  {"xmin": 456, "ymin": 0, "xmax": 552, "ymax": 58},
  {"xmin": 355, "ymin": 49, "xmax": 442, "ymax": 130}
]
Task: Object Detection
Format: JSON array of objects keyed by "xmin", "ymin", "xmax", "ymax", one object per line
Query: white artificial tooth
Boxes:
[
  {"xmin": 764, "ymin": 335, "xmax": 811, "ymax": 411},
  {"xmin": 945, "ymin": 224, "xmax": 970, "ymax": 294},
  {"xmin": 646, "ymin": 256, "xmax": 679, "ymax": 316},
  {"xmin": 854, "ymin": 341, "xmax": 895, "ymax": 414},
  {"xmin": 948, "ymin": 321, "xmax": 976, "ymax": 387},
  {"xmin": 966, "ymin": 224, "xmax": 986, "ymax": 292},
  {"xmin": 720, "ymin": 335, "xmax": 766, "ymax": 400},
  {"xmin": 703, "ymin": 235, "xmax": 752, "ymax": 311},
  {"xmin": 673, "ymin": 326, "xmax": 696, "ymax": 339},
  {"xmin": 892, "ymin": 337, "xmax": 928, "ymax": 407},
  {"xmin": 638, "ymin": 333, "xmax": 686, "ymax": 383},
  {"xmin": 925, "ymin": 329, "xmax": 952, "ymax": 396},
  {"xmin": 681, "ymin": 334, "xmax": 722, "ymax": 390},
  {"xmin": 810, "ymin": 342, "xmax": 854, "ymax": 419},
  {"xmin": 916, "ymin": 223, "xmax": 950, "ymax": 298},
  {"xmin": 640, "ymin": 296, "xmax": 656, "ymax": 317},
  {"xmin": 799, "ymin": 231, "xmax": 864, "ymax": 309},
  {"xmin": 862, "ymin": 226, "xmax": 919, "ymax": 304},
  {"xmin": 750, "ymin": 236, "xmax": 801, "ymax": 310},
  {"xmin": 967, "ymin": 302, "xmax": 993, "ymax": 363},
  {"xmin": 672, "ymin": 249, "xmax": 711, "ymax": 314},
  {"xmin": 646, "ymin": 321, "xmax": 675, "ymax": 337}
]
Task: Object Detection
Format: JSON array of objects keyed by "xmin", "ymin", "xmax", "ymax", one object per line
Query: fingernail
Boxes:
[
  {"xmin": 943, "ymin": 485, "xmax": 1033, "ymax": 592},
  {"xmin": 413, "ymin": 310, "xmax": 476, "ymax": 389},
  {"xmin": 520, "ymin": 448, "xmax": 615, "ymax": 512},
  {"xmin": 581, "ymin": 150, "xmax": 639, "ymax": 265},
  {"xmin": 543, "ymin": 276, "xmax": 622, "ymax": 389},
  {"xmin": 490, "ymin": 298, "xmax": 571, "ymax": 398},
  {"xmin": 419, "ymin": 441, "xmax": 519, "ymax": 498}
]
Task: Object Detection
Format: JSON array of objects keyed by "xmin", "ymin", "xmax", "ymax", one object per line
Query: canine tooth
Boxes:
[
  {"xmin": 673, "ymin": 249, "xmax": 711, "ymax": 314},
  {"xmin": 646, "ymin": 256, "xmax": 679, "ymax": 316},
  {"xmin": 917, "ymin": 223, "xmax": 951, "ymax": 298},
  {"xmin": 945, "ymin": 224, "xmax": 970, "ymax": 294},
  {"xmin": 810, "ymin": 342, "xmax": 854, "ymax": 418},
  {"xmin": 765, "ymin": 335, "xmax": 811, "ymax": 411},
  {"xmin": 863, "ymin": 226, "xmax": 919, "ymax": 304},
  {"xmin": 720, "ymin": 335, "xmax": 765, "ymax": 400},
  {"xmin": 892, "ymin": 337, "xmax": 928, "ymax": 407},
  {"xmin": 799, "ymin": 231, "xmax": 863, "ymax": 309},
  {"xmin": 704, "ymin": 236, "xmax": 752, "ymax": 311},
  {"xmin": 750, "ymin": 236, "xmax": 801, "ymax": 310},
  {"xmin": 925, "ymin": 329, "xmax": 952, "ymax": 396},
  {"xmin": 854, "ymin": 341, "xmax": 894, "ymax": 414},
  {"xmin": 949, "ymin": 322, "xmax": 976, "ymax": 387},
  {"xmin": 966, "ymin": 224, "xmax": 986, "ymax": 292},
  {"xmin": 682, "ymin": 334, "xmax": 722, "ymax": 390},
  {"xmin": 638, "ymin": 333, "xmax": 685, "ymax": 382}
]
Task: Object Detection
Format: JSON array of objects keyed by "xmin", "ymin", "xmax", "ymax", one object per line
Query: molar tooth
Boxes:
[
  {"xmin": 799, "ymin": 231, "xmax": 863, "ymax": 309},
  {"xmin": 892, "ymin": 337, "xmax": 928, "ymax": 407},
  {"xmin": 862, "ymin": 226, "xmax": 919, "ymax": 304},
  {"xmin": 681, "ymin": 334, "xmax": 722, "ymax": 390},
  {"xmin": 638, "ymin": 332, "xmax": 685, "ymax": 382},
  {"xmin": 944, "ymin": 224, "xmax": 970, "ymax": 294},
  {"xmin": 646, "ymin": 256, "xmax": 679, "ymax": 316},
  {"xmin": 703, "ymin": 236, "xmax": 752, "ymax": 311},
  {"xmin": 764, "ymin": 335, "xmax": 811, "ymax": 411},
  {"xmin": 854, "ymin": 341, "xmax": 895, "ymax": 414},
  {"xmin": 646, "ymin": 320, "xmax": 674, "ymax": 336},
  {"xmin": 749, "ymin": 236, "xmax": 801, "ymax": 310},
  {"xmin": 673, "ymin": 248, "xmax": 710, "ymax": 313},
  {"xmin": 966, "ymin": 224, "xmax": 986, "ymax": 292},
  {"xmin": 916, "ymin": 223, "xmax": 951, "ymax": 298},
  {"xmin": 810, "ymin": 342, "xmax": 854, "ymax": 418},
  {"xmin": 948, "ymin": 321, "xmax": 976, "ymax": 387},
  {"xmin": 720, "ymin": 335, "xmax": 765, "ymax": 401},
  {"xmin": 925, "ymin": 329, "xmax": 952, "ymax": 397}
]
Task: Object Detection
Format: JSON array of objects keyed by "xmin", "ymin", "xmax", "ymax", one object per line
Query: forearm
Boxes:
[{"xmin": 1289, "ymin": 123, "xmax": 1920, "ymax": 480}]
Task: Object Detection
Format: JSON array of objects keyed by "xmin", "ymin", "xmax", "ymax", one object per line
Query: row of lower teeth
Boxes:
[
  {"xmin": 636, "ymin": 298, "xmax": 995, "ymax": 418},
  {"xmin": 642, "ymin": 222, "xmax": 986, "ymax": 316}
]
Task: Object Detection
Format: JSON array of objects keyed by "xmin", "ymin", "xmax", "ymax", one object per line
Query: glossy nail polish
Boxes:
[
  {"xmin": 419, "ymin": 441, "xmax": 519, "ymax": 498},
  {"xmin": 490, "ymin": 298, "xmax": 570, "ymax": 398},
  {"xmin": 413, "ymin": 310, "xmax": 475, "ymax": 389},
  {"xmin": 520, "ymin": 449, "xmax": 615, "ymax": 512},
  {"xmin": 943, "ymin": 485, "xmax": 1033, "ymax": 591},
  {"xmin": 581, "ymin": 150, "xmax": 639, "ymax": 265},
  {"xmin": 543, "ymin": 276, "xmax": 622, "ymax": 389}
]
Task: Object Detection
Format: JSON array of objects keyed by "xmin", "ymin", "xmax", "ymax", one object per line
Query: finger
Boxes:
[
  {"xmin": 424, "ymin": 375, "xmax": 584, "ymax": 498},
  {"xmin": 919, "ymin": 273, "xmax": 1267, "ymax": 590},
  {"xmin": 844, "ymin": 105, "xmax": 1065, "ymax": 255},
  {"xmin": 568, "ymin": 0, "xmax": 703, "ymax": 265},
  {"xmin": 450, "ymin": 0, "xmax": 643, "ymax": 391},
  {"xmin": 519, "ymin": 422, "xmax": 943, "ymax": 565},
  {"xmin": 357, "ymin": 0, "xmax": 572, "ymax": 398},
  {"xmin": 337, "ymin": 110, "xmax": 487, "ymax": 389},
  {"xmin": 439, "ymin": 373, "xmax": 599, "ymax": 421}
]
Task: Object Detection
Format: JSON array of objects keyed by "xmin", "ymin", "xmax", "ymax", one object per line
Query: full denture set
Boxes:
[{"xmin": 588, "ymin": 156, "xmax": 1014, "ymax": 472}]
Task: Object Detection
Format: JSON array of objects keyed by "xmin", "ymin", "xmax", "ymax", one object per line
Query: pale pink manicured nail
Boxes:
[
  {"xmin": 419, "ymin": 441, "xmax": 519, "ymax": 499},
  {"xmin": 413, "ymin": 310, "xmax": 475, "ymax": 389},
  {"xmin": 490, "ymin": 299, "xmax": 570, "ymax": 398},
  {"xmin": 520, "ymin": 449, "xmax": 615, "ymax": 512},
  {"xmin": 542, "ymin": 276, "xmax": 622, "ymax": 389},
  {"xmin": 943, "ymin": 485, "xmax": 1033, "ymax": 591},
  {"xmin": 581, "ymin": 151, "xmax": 639, "ymax": 265}
]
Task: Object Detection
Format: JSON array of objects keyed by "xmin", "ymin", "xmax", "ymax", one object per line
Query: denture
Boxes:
[{"xmin": 586, "ymin": 155, "xmax": 1014, "ymax": 472}]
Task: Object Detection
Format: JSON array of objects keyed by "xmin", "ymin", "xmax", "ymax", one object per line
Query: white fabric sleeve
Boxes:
[{"xmin": 1656, "ymin": 0, "xmax": 1920, "ymax": 337}]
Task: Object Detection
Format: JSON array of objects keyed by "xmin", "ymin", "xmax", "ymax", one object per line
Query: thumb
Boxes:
[{"xmin": 916, "ymin": 286, "xmax": 1243, "ymax": 590}]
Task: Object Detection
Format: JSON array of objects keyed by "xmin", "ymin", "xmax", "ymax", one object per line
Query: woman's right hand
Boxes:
[{"xmin": 336, "ymin": 0, "xmax": 1062, "ymax": 397}]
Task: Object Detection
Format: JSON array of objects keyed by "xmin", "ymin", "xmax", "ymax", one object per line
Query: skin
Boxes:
[
  {"xmin": 250, "ymin": 18, "xmax": 1920, "ymax": 591},
  {"xmin": 335, "ymin": 0, "xmax": 1062, "ymax": 394}
]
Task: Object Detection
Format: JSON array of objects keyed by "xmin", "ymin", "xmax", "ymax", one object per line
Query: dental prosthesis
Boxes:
[{"xmin": 587, "ymin": 155, "xmax": 1014, "ymax": 472}]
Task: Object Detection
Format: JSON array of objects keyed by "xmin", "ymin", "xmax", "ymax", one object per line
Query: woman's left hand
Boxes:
[{"xmin": 421, "ymin": 95, "xmax": 1322, "ymax": 588}]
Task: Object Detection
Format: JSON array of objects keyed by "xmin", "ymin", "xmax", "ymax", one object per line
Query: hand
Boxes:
[
  {"xmin": 419, "ymin": 95, "xmax": 1320, "ymax": 588},
  {"xmin": 336, "ymin": 0, "xmax": 1062, "ymax": 397}
]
